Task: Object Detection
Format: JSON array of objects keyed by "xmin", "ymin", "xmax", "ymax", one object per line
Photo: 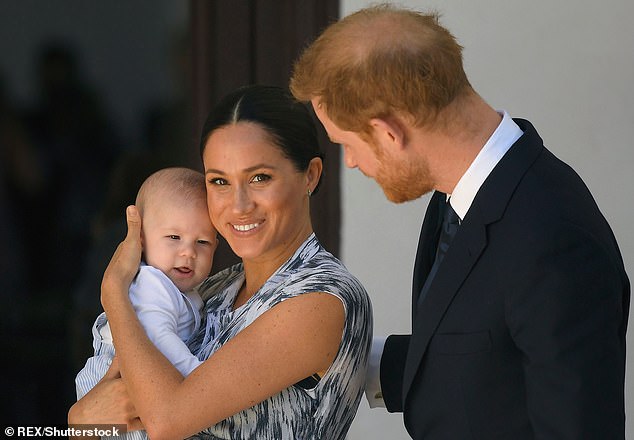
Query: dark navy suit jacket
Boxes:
[{"xmin": 380, "ymin": 119, "xmax": 629, "ymax": 439}]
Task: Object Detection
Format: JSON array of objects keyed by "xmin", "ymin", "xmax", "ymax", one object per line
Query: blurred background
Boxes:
[{"xmin": 0, "ymin": 0, "xmax": 189, "ymax": 426}]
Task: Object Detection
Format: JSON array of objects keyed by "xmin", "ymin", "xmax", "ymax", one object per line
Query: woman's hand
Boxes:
[
  {"xmin": 69, "ymin": 207, "xmax": 144, "ymax": 439},
  {"xmin": 101, "ymin": 206, "xmax": 142, "ymax": 311},
  {"xmin": 68, "ymin": 357, "xmax": 143, "ymax": 437}
]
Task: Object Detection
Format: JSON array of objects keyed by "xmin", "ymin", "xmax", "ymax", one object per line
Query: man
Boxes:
[{"xmin": 290, "ymin": 4, "xmax": 629, "ymax": 439}]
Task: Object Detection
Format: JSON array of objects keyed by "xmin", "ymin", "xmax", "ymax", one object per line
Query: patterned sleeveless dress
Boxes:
[{"xmin": 186, "ymin": 234, "xmax": 372, "ymax": 439}]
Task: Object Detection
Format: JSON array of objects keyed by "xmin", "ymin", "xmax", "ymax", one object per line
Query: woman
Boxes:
[{"xmin": 69, "ymin": 85, "xmax": 372, "ymax": 440}]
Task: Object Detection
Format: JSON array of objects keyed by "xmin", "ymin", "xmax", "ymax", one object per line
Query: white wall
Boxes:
[{"xmin": 339, "ymin": 1, "xmax": 634, "ymax": 439}]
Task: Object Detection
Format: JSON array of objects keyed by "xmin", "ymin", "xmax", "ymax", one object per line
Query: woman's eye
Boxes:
[
  {"xmin": 251, "ymin": 174, "xmax": 271, "ymax": 183},
  {"xmin": 208, "ymin": 177, "xmax": 227, "ymax": 186}
]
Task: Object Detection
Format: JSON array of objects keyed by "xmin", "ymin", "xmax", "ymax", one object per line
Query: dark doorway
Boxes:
[
  {"xmin": 0, "ymin": 0, "xmax": 339, "ymax": 427},
  {"xmin": 190, "ymin": 0, "xmax": 341, "ymax": 270}
]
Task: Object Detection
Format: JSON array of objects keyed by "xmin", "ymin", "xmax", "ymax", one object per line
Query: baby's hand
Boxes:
[{"xmin": 101, "ymin": 206, "xmax": 142, "ymax": 308}]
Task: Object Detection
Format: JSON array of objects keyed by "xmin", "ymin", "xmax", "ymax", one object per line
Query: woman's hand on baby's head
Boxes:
[{"xmin": 101, "ymin": 206, "xmax": 143, "ymax": 306}]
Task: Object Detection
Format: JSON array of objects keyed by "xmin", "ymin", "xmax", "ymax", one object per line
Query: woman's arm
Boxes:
[
  {"xmin": 68, "ymin": 206, "xmax": 145, "ymax": 437},
  {"xmin": 68, "ymin": 358, "xmax": 142, "ymax": 438},
  {"xmin": 103, "ymin": 207, "xmax": 346, "ymax": 440}
]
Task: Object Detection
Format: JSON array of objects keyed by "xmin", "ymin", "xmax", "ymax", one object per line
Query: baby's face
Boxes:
[{"xmin": 141, "ymin": 199, "xmax": 217, "ymax": 292}]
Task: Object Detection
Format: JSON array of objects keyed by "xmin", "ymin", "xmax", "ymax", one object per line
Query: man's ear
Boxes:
[{"xmin": 370, "ymin": 116, "xmax": 407, "ymax": 151}]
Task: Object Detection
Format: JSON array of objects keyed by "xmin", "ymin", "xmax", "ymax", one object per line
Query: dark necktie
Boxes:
[
  {"xmin": 434, "ymin": 200, "xmax": 460, "ymax": 266},
  {"xmin": 417, "ymin": 199, "xmax": 461, "ymax": 308}
]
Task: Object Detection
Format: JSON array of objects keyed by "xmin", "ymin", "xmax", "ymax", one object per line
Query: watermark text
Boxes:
[{"xmin": 4, "ymin": 425, "xmax": 127, "ymax": 438}]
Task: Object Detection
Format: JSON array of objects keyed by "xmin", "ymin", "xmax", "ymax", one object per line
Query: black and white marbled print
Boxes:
[{"xmin": 187, "ymin": 233, "xmax": 372, "ymax": 439}]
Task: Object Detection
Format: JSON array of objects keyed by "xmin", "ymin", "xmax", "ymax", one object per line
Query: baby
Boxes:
[{"xmin": 75, "ymin": 167, "xmax": 217, "ymax": 438}]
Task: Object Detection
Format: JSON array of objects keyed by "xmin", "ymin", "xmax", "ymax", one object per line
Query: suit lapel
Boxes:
[
  {"xmin": 403, "ymin": 210, "xmax": 488, "ymax": 398},
  {"xmin": 411, "ymin": 192, "xmax": 445, "ymax": 321},
  {"xmin": 402, "ymin": 118, "xmax": 546, "ymax": 406}
]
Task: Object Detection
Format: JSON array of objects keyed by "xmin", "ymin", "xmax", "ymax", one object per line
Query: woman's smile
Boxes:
[
  {"xmin": 203, "ymin": 122, "xmax": 315, "ymax": 267},
  {"xmin": 232, "ymin": 222, "xmax": 262, "ymax": 232}
]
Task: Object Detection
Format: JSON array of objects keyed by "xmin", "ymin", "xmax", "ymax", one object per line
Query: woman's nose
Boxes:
[{"xmin": 232, "ymin": 186, "xmax": 254, "ymax": 213}]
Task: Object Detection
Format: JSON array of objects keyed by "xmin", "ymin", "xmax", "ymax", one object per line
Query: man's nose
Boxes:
[{"xmin": 343, "ymin": 145, "xmax": 357, "ymax": 168}]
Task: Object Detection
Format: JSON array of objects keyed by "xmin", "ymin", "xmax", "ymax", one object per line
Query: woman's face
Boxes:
[{"xmin": 202, "ymin": 122, "xmax": 320, "ymax": 267}]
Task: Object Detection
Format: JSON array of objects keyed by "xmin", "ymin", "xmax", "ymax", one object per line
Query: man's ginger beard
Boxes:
[{"xmin": 370, "ymin": 137, "xmax": 433, "ymax": 203}]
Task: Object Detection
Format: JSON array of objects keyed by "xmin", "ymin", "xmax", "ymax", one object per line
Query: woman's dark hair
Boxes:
[{"xmin": 199, "ymin": 84, "xmax": 324, "ymax": 193}]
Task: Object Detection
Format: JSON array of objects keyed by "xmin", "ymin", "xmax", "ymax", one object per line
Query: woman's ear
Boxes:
[
  {"xmin": 306, "ymin": 157, "xmax": 323, "ymax": 193},
  {"xmin": 370, "ymin": 116, "xmax": 407, "ymax": 151}
]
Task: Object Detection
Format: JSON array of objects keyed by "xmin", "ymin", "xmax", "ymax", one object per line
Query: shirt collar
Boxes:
[{"xmin": 448, "ymin": 111, "xmax": 523, "ymax": 220}]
